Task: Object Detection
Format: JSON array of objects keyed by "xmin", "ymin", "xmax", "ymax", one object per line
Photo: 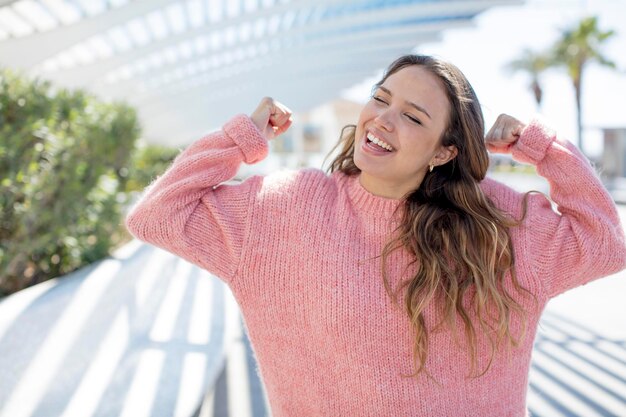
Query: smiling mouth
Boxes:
[{"xmin": 366, "ymin": 132, "xmax": 394, "ymax": 152}]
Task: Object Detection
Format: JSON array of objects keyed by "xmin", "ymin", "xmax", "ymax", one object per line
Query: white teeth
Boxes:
[{"xmin": 366, "ymin": 132, "xmax": 393, "ymax": 151}]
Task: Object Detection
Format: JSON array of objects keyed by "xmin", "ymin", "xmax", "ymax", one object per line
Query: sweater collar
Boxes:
[{"xmin": 340, "ymin": 172, "xmax": 403, "ymax": 216}]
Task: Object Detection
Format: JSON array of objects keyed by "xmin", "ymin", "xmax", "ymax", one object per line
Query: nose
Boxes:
[{"xmin": 374, "ymin": 108, "xmax": 394, "ymax": 132}]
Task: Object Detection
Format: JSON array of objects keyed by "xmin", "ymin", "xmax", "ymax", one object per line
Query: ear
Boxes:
[{"xmin": 432, "ymin": 145, "xmax": 458, "ymax": 167}]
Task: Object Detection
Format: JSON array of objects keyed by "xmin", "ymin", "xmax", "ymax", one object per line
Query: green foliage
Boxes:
[
  {"xmin": 0, "ymin": 68, "xmax": 142, "ymax": 296},
  {"xmin": 505, "ymin": 16, "xmax": 617, "ymax": 149},
  {"xmin": 125, "ymin": 142, "xmax": 179, "ymax": 193},
  {"xmin": 506, "ymin": 48, "xmax": 551, "ymax": 107},
  {"xmin": 551, "ymin": 16, "xmax": 616, "ymax": 147},
  {"xmin": 552, "ymin": 16, "xmax": 616, "ymax": 84}
]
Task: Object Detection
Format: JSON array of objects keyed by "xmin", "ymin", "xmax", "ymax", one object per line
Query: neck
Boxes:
[{"xmin": 358, "ymin": 172, "xmax": 424, "ymax": 200}]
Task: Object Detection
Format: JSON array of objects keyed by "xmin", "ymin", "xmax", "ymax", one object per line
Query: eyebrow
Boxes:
[{"xmin": 377, "ymin": 86, "xmax": 432, "ymax": 120}]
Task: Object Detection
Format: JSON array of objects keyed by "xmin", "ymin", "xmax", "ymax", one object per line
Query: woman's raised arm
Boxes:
[
  {"xmin": 125, "ymin": 98, "xmax": 292, "ymax": 282},
  {"xmin": 487, "ymin": 114, "xmax": 626, "ymax": 298}
]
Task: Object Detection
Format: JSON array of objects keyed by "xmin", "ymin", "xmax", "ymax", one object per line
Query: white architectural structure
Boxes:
[{"xmin": 0, "ymin": 0, "xmax": 518, "ymax": 146}]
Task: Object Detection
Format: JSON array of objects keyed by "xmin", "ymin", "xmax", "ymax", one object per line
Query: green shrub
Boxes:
[
  {"xmin": 0, "ymin": 68, "xmax": 141, "ymax": 296},
  {"xmin": 125, "ymin": 142, "xmax": 179, "ymax": 193}
]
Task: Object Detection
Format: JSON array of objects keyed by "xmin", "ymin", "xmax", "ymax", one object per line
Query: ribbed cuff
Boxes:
[
  {"xmin": 510, "ymin": 118, "xmax": 556, "ymax": 166},
  {"xmin": 223, "ymin": 114, "xmax": 269, "ymax": 164}
]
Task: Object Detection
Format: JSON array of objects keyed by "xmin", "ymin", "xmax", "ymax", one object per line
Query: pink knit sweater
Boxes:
[{"xmin": 126, "ymin": 114, "xmax": 626, "ymax": 416}]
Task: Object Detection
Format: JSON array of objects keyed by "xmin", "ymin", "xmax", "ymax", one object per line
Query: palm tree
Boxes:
[
  {"xmin": 551, "ymin": 16, "xmax": 616, "ymax": 149},
  {"xmin": 506, "ymin": 49, "xmax": 550, "ymax": 109}
]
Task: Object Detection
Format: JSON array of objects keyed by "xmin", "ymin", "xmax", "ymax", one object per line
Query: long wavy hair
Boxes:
[{"xmin": 326, "ymin": 55, "xmax": 534, "ymax": 378}]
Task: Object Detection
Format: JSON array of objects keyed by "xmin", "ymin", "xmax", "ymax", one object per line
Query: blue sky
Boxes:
[{"xmin": 343, "ymin": 0, "xmax": 626, "ymax": 156}]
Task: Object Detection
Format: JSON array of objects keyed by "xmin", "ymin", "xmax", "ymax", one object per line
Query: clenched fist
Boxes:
[
  {"xmin": 250, "ymin": 97, "xmax": 293, "ymax": 141},
  {"xmin": 485, "ymin": 114, "xmax": 526, "ymax": 154}
]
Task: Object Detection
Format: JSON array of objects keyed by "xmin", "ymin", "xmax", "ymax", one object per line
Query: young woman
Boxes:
[{"xmin": 125, "ymin": 55, "xmax": 626, "ymax": 416}]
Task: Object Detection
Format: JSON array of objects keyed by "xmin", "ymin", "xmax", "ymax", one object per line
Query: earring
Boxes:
[{"xmin": 429, "ymin": 164, "xmax": 434, "ymax": 172}]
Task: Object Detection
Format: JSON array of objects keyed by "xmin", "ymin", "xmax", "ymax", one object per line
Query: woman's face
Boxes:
[{"xmin": 353, "ymin": 65, "xmax": 457, "ymax": 199}]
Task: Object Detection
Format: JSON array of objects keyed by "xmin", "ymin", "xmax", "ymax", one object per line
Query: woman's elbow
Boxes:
[
  {"xmin": 124, "ymin": 205, "xmax": 150, "ymax": 242},
  {"xmin": 125, "ymin": 200, "xmax": 194, "ymax": 256},
  {"xmin": 601, "ymin": 223, "xmax": 626, "ymax": 275},
  {"xmin": 125, "ymin": 203, "xmax": 167, "ymax": 245}
]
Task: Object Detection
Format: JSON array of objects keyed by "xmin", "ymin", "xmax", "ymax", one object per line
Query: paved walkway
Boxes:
[{"xmin": 0, "ymin": 241, "xmax": 240, "ymax": 417}]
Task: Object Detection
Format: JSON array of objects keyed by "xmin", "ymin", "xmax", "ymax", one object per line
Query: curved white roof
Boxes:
[{"xmin": 0, "ymin": 0, "xmax": 518, "ymax": 145}]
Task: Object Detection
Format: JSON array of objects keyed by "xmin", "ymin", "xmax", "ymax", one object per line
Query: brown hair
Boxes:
[{"xmin": 326, "ymin": 55, "xmax": 534, "ymax": 377}]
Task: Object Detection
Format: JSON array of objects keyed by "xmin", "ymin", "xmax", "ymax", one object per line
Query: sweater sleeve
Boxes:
[
  {"xmin": 510, "ymin": 119, "xmax": 626, "ymax": 298},
  {"xmin": 124, "ymin": 114, "xmax": 268, "ymax": 282}
]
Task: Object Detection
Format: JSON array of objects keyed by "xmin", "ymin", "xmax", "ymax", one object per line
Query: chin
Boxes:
[{"xmin": 353, "ymin": 156, "xmax": 381, "ymax": 178}]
